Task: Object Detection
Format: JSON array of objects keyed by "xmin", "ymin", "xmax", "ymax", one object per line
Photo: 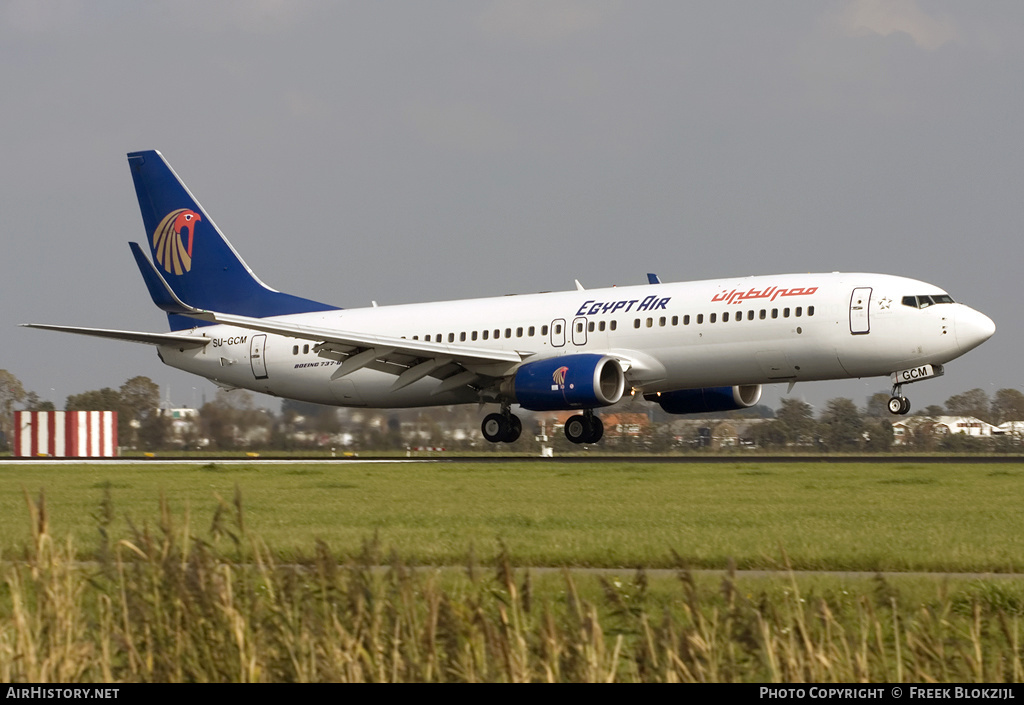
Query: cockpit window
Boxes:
[{"xmin": 902, "ymin": 294, "xmax": 955, "ymax": 309}]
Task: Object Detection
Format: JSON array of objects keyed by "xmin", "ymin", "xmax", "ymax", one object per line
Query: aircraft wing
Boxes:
[
  {"xmin": 22, "ymin": 324, "xmax": 211, "ymax": 348},
  {"xmin": 186, "ymin": 309, "xmax": 527, "ymax": 392},
  {"xmin": 131, "ymin": 244, "xmax": 527, "ymax": 392}
]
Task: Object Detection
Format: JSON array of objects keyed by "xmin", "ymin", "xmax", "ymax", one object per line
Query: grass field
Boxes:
[
  {"xmin": 0, "ymin": 460, "xmax": 1021, "ymax": 572},
  {"xmin": 2, "ymin": 459, "xmax": 1023, "ymax": 682}
]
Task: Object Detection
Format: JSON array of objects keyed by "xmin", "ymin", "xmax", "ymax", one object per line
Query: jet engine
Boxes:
[
  {"xmin": 511, "ymin": 354, "xmax": 625, "ymax": 411},
  {"xmin": 645, "ymin": 385, "xmax": 762, "ymax": 414}
]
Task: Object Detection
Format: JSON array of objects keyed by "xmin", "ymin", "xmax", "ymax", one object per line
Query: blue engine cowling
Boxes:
[
  {"xmin": 512, "ymin": 354, "xmax": 625, "ymax": 411},
  {"xmin": 645, "ymin": 385, "xmax": 762, "ymax": 414}
]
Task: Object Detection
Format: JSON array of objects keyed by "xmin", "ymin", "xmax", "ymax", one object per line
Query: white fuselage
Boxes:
[{"xmin": 156, "ymin": 272, "xmax": 994, "ymax": 409}]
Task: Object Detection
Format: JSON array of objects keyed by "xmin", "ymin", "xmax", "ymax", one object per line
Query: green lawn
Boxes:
[{"xmin": 1, "ymin": 460, "xmax": 1021, "ymax": 571}]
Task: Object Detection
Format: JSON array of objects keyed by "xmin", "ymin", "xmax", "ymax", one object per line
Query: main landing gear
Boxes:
[
  {"xmin": 564, "ymin": 410, "xmax": 603, "ymax": 445},
  {"xmin": 888, "ymin": 383, "xmax": 911, "ymax": 415},
  {"xmin": 482, "ymin": 407, "xmax": 522, "ymax": 443},
  {"xmin": 480, "ymin": 406, "xmax": 605, "ymax": 445}
]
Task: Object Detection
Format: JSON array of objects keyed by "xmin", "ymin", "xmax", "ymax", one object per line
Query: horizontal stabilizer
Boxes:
[
  {"xmin": 129, "ymin": 242, "xmax": 196, "ymax": 315},
  {"xmin": 21, "ymin": 324, "xmax": 210, "ymax": 348}
]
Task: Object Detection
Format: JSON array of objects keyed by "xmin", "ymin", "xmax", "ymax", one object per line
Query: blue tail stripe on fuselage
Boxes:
[{"xmin": 127, "ymin": 150, "xmax": 338, "ymax": 331}]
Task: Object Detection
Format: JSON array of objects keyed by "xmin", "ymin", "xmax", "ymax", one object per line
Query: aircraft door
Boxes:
[
  {"xmin": 850, "ymin": 288, "xmax": 872, "ymax": 335},
  {"xmin": 572, "ymin": 317, "xmax": 588, "ymax": 346},
  {"xmin": 550, "ymin": 319, "xmax": 566, "ymax": 347},
  {"xmin": 250, "ymin": 334, "xmax": 269, "ymax": 379}
]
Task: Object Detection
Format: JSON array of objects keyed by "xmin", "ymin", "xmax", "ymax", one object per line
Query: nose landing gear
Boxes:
[{"xmin": 888, "ymin": 384, "xmax": 911, "ymax": 415}]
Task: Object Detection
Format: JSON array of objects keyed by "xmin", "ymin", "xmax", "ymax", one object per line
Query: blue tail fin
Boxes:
[{"xmin": 127, "ymin": 150, "xmax": 337, "ymax": 330}]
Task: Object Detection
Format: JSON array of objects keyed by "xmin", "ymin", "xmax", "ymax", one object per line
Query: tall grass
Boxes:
[{"xmin": 1, "ymin": 488, "xmax": 1021, "ymax": 682}]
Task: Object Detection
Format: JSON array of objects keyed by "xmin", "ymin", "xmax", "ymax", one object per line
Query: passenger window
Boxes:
[
  {"xmin": 646, "ymin": 318, "xmax": 653, "ymax": 328},
  {"xmin": 303, "ymin": 344, "xmax": 309, "ymax": 354},
  {"xmin": 795, "ymin": 307, "xmax": 802, "ymax": 317},
  {"xmin": 554, "ymin": 324, "xmax": 561, "ymax": 335},
  {"xmin": 610, "ymin": 320, "xmax": 617, "ymax": 331},
  {"xmin": 588, "ymin": 322, "xmax": 595, "ymax": 332},
  {"xmin": 505, "ymin": 328, "xmax": 512, "ymax": 338},
  {"xmin": 471, "ymin": 331, "xmax": 478, "ymax": 341},
  {"xmin": 771, "ymin": 309, "xmax": 778, "ymax": 319},
  {"xmin": 808, "ymin": 306, "xmax": 815, "ymax": 316},
  {"xmin": 448, "ymin": 333, "xmax": 455, "ymax": 343},
  {"xmin": 292, "ymin": 345, "xmax": 298, "ymax": 355},
  {"xmin": 516, "ymin": 327, "xmax": 523, "ymax": 337},
  {"xmin": 747, "ymin": 310, "xmax": 754, "ymax": 321},
  {"xmin": 634, "ymin": 319, "xmax": 641, "ymax": 329},
  {"xmin": 759, "ymin": 310, "xmax": 766, "ymax": 320},
  {"xmin": 722, "ymin": 312, "xmax": 729, "ymax": 323},
  {"xmin": 541, "ymin": 325, "xmax": 548, "ymax": 335},
  {"xmin": 709, "ymin": 313, "xmax": 716, "ymax": 324},
  {"xmin": 684, "ymin": 315, "xmax": 690, "ymax": 325},
  {"xmin": 598, "ymin": 321, "xmax": 605, "ymax": 331},
  {"xmin": 697, "ymin": 314, "xmax": 704, "ymax": 324},
  {"xmin": 528, "ymin": 326, "xmax": 535, "ymax": 336},
  {"xmin": 672, "ymin": 316, "xmax": 678, "ymax": 326},
  {"xmin": 783, "ymin": 308, "xmax": 790, "ymax": 318},
  {"xmin": 460, "ymin": 332, "xmax": 466, "ymax": 342}
]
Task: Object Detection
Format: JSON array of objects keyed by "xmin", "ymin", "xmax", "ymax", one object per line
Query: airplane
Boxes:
[{"xmin": 25, "ymin": 150, "xmax": 996, "ymax": 445}]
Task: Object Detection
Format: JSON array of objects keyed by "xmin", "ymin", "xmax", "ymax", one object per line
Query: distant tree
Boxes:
[
  {"xmin": 865, "ymin": 392, "xmax": 892, "ymax": 417},
  {"xmin": 775, "ymin": 398, "xmax": 817, "ymax": 446},
  {"xmin": 200, "ymin": 390, "xmax": 273, "ymax": 449},
  {"xmin": 819, "ymin": 398, "xmax": 864, "ymax": 451},
  {"xmin": 66, "ymin": 388, "xmax": 122, "ymax": 411},
  {"xmin": 137, "ymin": 412, "xmax": 172, "ymax": 451},
  {"xmin": 0, "ymin": 370, "xmax": 26, "ymax": 448},
  {"xmin": 917, "ymin": 405, "xmax": 945, "ymax": 417},
  {"xmin": 23, "ymin": 391, "xmax": 55, "ymax": 412},
  {"xmin": 991, "ymin": 389, "xmax": 1024, "ymax": 425},
  {"xmin": 119, "ymin": 376, "xmax": 160, "ymax": 448},
  {"xmin": 862, "ymin": 417, "xmax": 894, "ymax": 452},
  {"xmin": 945, "ymin": 389, "xmax": 991, "ymax": 423},
  {"xmin": 749, "ymin": 419, "xmax": 787, "ymax": 448}
]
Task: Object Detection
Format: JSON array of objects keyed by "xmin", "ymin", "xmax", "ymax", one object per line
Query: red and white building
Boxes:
[{"xmin": 13, "ymin": 411, "xmax": 118, "ymax": 457}]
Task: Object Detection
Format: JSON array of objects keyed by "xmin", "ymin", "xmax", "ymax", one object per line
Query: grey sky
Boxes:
[{"xmin": 2, "ymin": 1, "xmax": 1020, "ymax": 415}]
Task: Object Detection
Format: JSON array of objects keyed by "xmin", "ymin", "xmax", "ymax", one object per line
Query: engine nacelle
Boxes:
[
  {"xmin": 645, "ymin": 385, "xmax": 762, "ymax": 415},
  {"xmin": 511, "ymin": 354, "xmax": 625, "ymax": 411}
]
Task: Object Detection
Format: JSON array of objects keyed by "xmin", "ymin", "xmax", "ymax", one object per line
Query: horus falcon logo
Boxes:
[
  {"xmin": 551, "ymin": 366, "xmax": 569, "ymax": 391},
  {"xmin": 153, "ymin": 209, "xmax": 202, "ymax": 275}
]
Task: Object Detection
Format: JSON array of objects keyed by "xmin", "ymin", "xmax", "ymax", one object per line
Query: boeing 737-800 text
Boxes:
[{"xmin": 25, "ymin": 151, "xmax": 996, "ymax": 445}]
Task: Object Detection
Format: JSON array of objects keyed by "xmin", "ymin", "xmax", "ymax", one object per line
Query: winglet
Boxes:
[{"xmin": 647, "ymin": 273, "xmax": 662, "ymax": 284}]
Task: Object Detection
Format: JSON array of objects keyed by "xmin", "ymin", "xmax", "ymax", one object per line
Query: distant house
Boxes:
[
  {"xmin": 997, "ymin": 421, "xmax": 1024, "ymax": 441},
  {"xmin": 892, "ymin": 416, "xmax": 1001, "ymax": 445}
]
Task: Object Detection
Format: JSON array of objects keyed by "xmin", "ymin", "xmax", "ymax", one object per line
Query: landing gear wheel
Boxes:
[
  {"xmin": 887, "ymin": 396, "xmax": 911, "ymax": 415},
  {"xmin": 565, "ymin": 413, "xmax": 603, "ymax": 444},
  {"xmin": 482, "ymin": 413, "xmax": 506, "ymax": 443},
  {"xmin": 482, "ymin": 412, "xmax": 523, "ymax": 443},
  {"xmin": 564, "ymin": 415, "xmax": 589, "ymax": 444},
  {"xmin": 505, "ymin": 414, "xmax": 523, "ymax": 443}
]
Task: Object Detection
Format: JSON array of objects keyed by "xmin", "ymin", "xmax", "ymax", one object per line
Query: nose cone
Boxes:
[{"xmin": 956, "ymin": 306, "xmax": 996, "ymax": 353}]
